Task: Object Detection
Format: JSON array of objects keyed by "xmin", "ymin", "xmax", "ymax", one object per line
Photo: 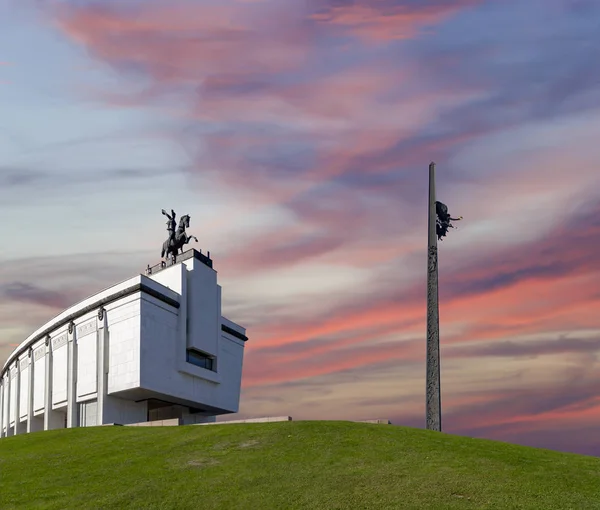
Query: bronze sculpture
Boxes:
[
  {"xmin": 161, "ymin": 209, "xmax": 198, "ymax": 259},
  {"xmin": 162, "ymin": 209, "xmax": 177, "ymax": 248},
  {"xmin": 435, "ymin": 201, "xmax": 462, "ymax": 240}
]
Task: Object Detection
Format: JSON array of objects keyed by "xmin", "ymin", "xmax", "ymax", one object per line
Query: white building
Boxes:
[{"xmin": 0, "ymin": 249, "xmax": 247, "ymax": 436}]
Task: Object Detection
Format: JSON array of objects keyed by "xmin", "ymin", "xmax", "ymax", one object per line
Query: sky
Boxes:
[{"xmin": 1, "ymin": 0, "xmax": 600, "ymax": 456}]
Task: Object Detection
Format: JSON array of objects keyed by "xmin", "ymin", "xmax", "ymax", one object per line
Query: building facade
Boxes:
[{"xmin": 0, "ymin": 249, "xmax": 247, "ymax": 437}]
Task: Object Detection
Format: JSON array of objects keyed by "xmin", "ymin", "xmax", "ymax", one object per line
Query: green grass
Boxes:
[{"xmin": 1, "ymin": 421, "xmax": 599, "ymax": 509}]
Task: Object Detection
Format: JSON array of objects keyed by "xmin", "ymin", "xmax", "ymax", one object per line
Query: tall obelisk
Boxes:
[{"xmin": 426, "ymin": 162, "xmax": 441, "ymax": 431}]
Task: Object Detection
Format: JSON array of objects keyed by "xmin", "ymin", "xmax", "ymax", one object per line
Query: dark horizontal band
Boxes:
[{"xmin": 221, "ymin": 324, "xmax": 248, "ymax": 342}]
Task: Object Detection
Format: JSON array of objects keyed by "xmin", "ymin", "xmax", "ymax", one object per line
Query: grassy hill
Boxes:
[{"xmin": 1, "ymin": 421, "xmax": 599, "ymax": 509}]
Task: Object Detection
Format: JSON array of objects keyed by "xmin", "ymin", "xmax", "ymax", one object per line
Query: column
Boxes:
[
  {"xmin": 5, "ymin": 372, "xmax": 12, "ymax": 436},
  {"xmin": 44, "ymin": 337, "xmax": 65, "ymax": 430},
  {"xmin": 43, "ymin": 336, "xmax": 52, "ymax": 431},
  {"xmin": 13, "ymin": 362, "xmax": 24, "ymax": 435},
  {"xmin": 426, "ymin": 161, "xmax": 441, "ymax": 432},
  {"xmin": 7, "ymin": 373, "xmax": 13, "ymax": 436},
  {"xmin": 178, "ymin": 264, "xmax": 188, "ymax": 366},
  {"xmin": 97, "ymin": 308, "xmax": 108, "ymax": 425},
  {"xmin": 27, "ymin": 350, "xmax": 34, "ymax": 433},
  {"xmin": 67, "ymin": 323, "xmax": 78, "ymax": 428},
  {"xmin": 0, "ymin": 377, "xmax": 4, "ymax": 438}
]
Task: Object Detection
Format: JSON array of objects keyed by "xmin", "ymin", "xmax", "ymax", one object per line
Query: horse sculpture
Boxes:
[{"xmin": 161, "ymin": 213, "xmax": 198, "ymax": 259}]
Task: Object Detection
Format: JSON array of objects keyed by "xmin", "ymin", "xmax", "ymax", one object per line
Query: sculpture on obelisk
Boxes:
[
  {"xmin": 435, "ymin": 201, "xmax": 462, "ymax": 241},
  {"xmin": 426, "ymin": 162, "xmax": 462, "ymax": 432}
]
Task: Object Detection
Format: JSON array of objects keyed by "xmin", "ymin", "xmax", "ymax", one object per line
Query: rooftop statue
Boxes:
[{"xmin": 161, "ymin": 208, "xmax": 198, "ymax": 259}]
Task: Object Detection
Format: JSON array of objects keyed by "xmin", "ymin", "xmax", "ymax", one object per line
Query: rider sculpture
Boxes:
[
  {"xmin": 161, "ymin": 208, "xmax": 198, "ymax": 259},
  {"xmin": 162, "ymin": 209, "xmax": 177, "ymax": 248}
]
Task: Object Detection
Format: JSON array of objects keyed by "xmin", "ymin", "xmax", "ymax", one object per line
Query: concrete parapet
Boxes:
[
  {"xmin": 196, "ymin": 416, "xmax": 293, "ymax": 426},
  {"xmin": 125, "ymin": 418, "xmax": 182, "ymax": 427},
  {"xmin": 112, "ymin": 416, "xmax": 390, "ymax": 428}
]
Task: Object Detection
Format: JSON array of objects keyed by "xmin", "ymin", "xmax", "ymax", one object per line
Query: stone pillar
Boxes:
[
  {"xmin": 27, "ymin": 349, "xmax": 34, "ymax": 433},
  {"xmin": 179, "ymin": 264, "xmax": 188, "ymax": 367},
  {"xmin": 13, "ymin": 362, "xmax": 25, "ymax": 435},
  {"xmin": 43, "ymin": 337, "xmax": 52, "ymax": 431},
  {"xmin": 426, "ymin": 162, "xmax": 441, "ymax": 432},
  {"xmin": 67, "ymin": 322, "xmax": 78, "ymax": 428},
  {"xmin": 0, "ymin": 377, "xmax": 4, "ymax": 438},
  {"xmin": 97, "ymin": 308, "xmax": 108, "ymax": 425},
  {"xmin": 6, "ymin": 367, "xmax": 14, "ymax": 436},
  {"xmin": 44, "ymin": 337, "xmax": 66, "ymax": 431},
  {"xmin": 28, "ymin": 347, "xmax": 45, "ymax": 433},
  {"xmin": 5, "ymin": 371, "xmax": 12, "ymax": 436},
  {"xmin": 6, "ymin": 375, "xmax": 11, "ymax": 436}
]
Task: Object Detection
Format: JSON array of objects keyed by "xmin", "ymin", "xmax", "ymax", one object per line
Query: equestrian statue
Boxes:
[{"xmin": 161, "ymin": 208, "xmax": 198, "ymax": 259}]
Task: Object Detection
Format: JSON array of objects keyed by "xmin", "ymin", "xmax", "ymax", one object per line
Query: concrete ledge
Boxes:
[
  {"xmin": 356, "ymin": 419, "xmax": 392, "ymax": 425},
  {"xmin": 196, "ymin": 416, "xmax": 293, "ymax": 426},
  {"xmin": 125, "ymin": 418, "xmax": 182, "ymax": 427}
]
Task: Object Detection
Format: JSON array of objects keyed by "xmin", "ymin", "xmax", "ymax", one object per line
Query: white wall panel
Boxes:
[
  {"xmin": 19, "ymin": 366, "xmax": 29, "ymax": 420},
  {"xmin": 77, "ymin": 333, "xmax": 97, "ymax": 399},
  {"xmin": 185, "ymin": 259, "xmax": 219, "ymax": 357},
  {"xmin": 107, "ymin": 310, "xmax": 141, "ymax": 394},
  {"xmin": 52, "ymin": 346, "xmax": 68, "ymax": 406},
  {"xmin": 139, "ymin": 299, "xmax": 178, "ymax": 394},
  {"xmin": 2, "ymin": 382, "xmax": 8, "ymax": 430},
  {"xmin": 9, "ymin": 374, "xmax": 16, "ymax": 424},
  {"xmin": 33, "ymin": 352, "xmax": 46, "ymax": 413},
  {"xmin": 106, "ymin": 299, "xmax": 141, "ymax": 327},
  {"xmin": 0, "ymin": 383, "xmax": 3, "ymax": 432}
]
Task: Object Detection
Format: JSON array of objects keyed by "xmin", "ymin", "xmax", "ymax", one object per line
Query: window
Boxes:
[{"xmin": 186, "ymin": 350, "xmax": 215, "ymax": 371}]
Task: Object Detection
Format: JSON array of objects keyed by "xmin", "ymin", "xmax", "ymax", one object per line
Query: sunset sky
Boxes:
[{"xmin": 1, "ymin": 0, "xmax": 600, "ymax": 456}]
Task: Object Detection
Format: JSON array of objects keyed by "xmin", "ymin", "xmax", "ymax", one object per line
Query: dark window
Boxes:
[{"xmin": 186, "ymin": 350, "xmax": 215, "ymax": 371}]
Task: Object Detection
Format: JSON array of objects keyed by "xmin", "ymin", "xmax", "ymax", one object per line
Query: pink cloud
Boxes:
[
  {"xmin": 51, "ymin": 1, "xmax": 314, "ymax": 94},
  {"xmin": 243, "ymin": 337, "xmax": 421, "ymax": 387},
  {"xmin": 311, "ymin": 0, "xmax": 482, "ymax": 42}
]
